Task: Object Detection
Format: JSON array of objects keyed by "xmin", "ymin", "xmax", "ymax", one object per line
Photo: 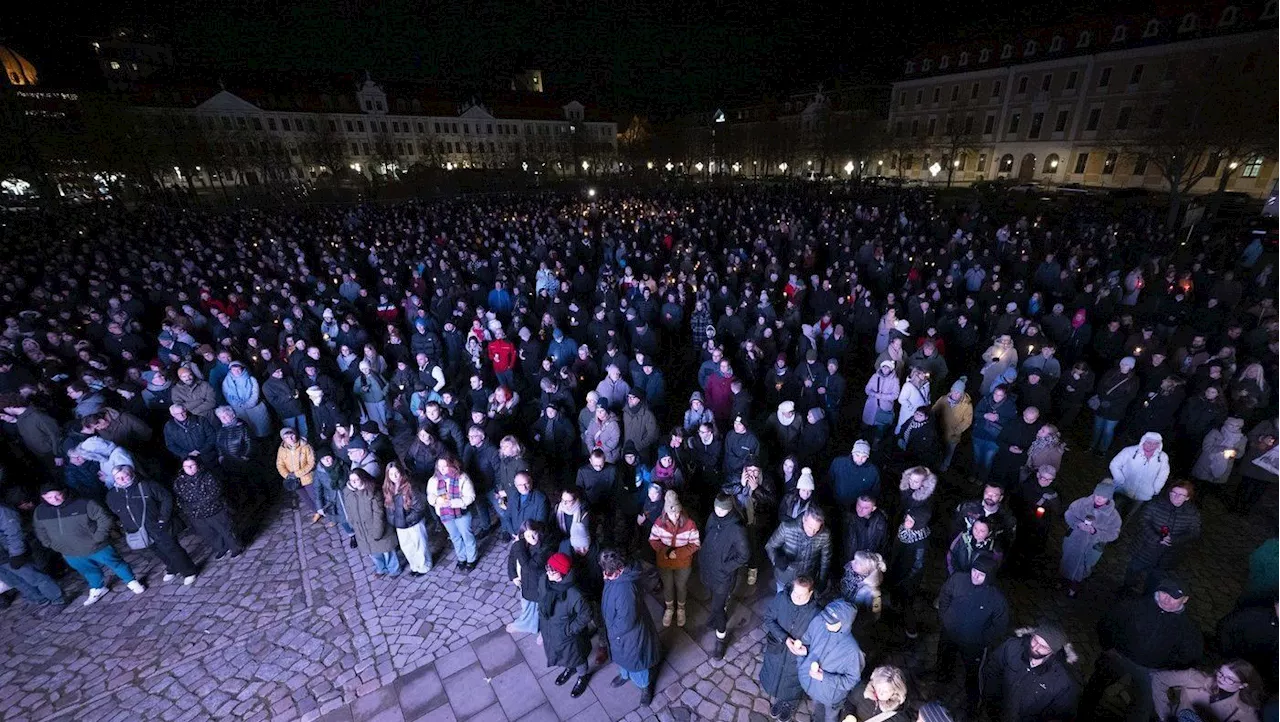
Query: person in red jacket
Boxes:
[{"xmin": 488, "ymin": 329, "xmax": 517, "ymax": 388}]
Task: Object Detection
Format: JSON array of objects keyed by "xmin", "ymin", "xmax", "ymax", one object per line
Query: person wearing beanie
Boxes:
[
  {"xmin": 778, "ymin": 467, "xmax": 818, "ymax": 525},
  {"xmin": 623, "ymin": 387, "xmax": 660, "ymax": 461},
  {"xmin": 507, "ymin": 519, "xmax": 557, "ymax": 636},
  {"xmin": 276, "ymin": 426, "xmax": 321, "ymax": 521},
  {"xmin": 767, "ymin": 400, "xmax": 805, "ymax": 459},
  {"xmin": 982, "ymin": 622, "xmax": 1082, "ymax": 722},
  {"xmin": 699, "ymin": 493, "xmax": 749, "ymax": 658},
  {"xmin": 1059, "ymin": 480, "xmax": 1123, "ymax": 597},
  {"xmin": 797, "ymin": 599, "xmax": 864, "ymax": 722},
  {"xmin": 1089, "ymin": 356, "xmax": 1141, "ymax": 454},
  {"xmin": 649, "ymin": 489, "xmax": 701, "ymax": 627},
  {"xmin": 936, "ymin": 551, "xmax": 1010, "ymax": 714},
  {"xmin": 1107, "ymin": 431, "xmax": 1171, "ymax": 521},
  {"xmin": 263, "ymin": 363, "xmax": 308, "ymax": 438},
  {"xmin": 828, "ymin": 440, "xmax": 881, "ymax": 510},
  {"xmin": 862, "ymin": 358, "xmax": 901, "ymax": 450},
  {"xmin": 539, "ymin": 550, "xmax": 594, "ymax": 697},
  {"xmin": 931, "ymin": 376, "xmax": 973, "ymax": 472}
]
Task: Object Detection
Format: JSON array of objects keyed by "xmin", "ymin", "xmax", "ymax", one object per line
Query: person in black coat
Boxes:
[
  {"xmin": 989, "ymin": 407, "xmax": 1043, "ymax": 489},
  {"xmin": 758, "ymin": 576, "xmax": 820, "ymax": 722},
  {"xmin": 982, "ymin": 623, "xmax": 1082, "ymax": 722},
  {"xmin": 1081, "ymin": 578, "xmax": 1204, "ymax": 722},
  {"xmin": 600, "ymin": 549, "xmax": 661, "ymax": 705},
  {"xmin": 538, "ymin": 553, "xmax": 594, "ymax": 698},
  {"xmin": 843, "ymin": 495, "xmax": 889, "ymax": 559},
  {"xmin": 887, "ymin": 507, "xmax": 931, "ymax": 638},
  {"xmin": 163, "ymin": 404, "xmax": 218, "ymax": 460},
  {"xmin": 936, "ymin": 554, "xmax": 1010, "ymax": 714},
  {"xmin": 105, "ymin": 464, "xmax": 199, "ymax": 583},
  {"xmin": 506, "ymin": 520, "xmax": 557, "ymax": 635},
  {"xmin": 700, "ymin": 495, "xmax": 750, "ymax": 658},
  {"xmin": 498, "ymin": 472, "xmax": 551, "ymax": 540},
  {"xmin": 532, "ymin": 403, "xmax": 576, "ymax": 484}
]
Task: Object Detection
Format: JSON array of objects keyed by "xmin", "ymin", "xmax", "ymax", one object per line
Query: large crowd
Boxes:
[{"xmin": 0, "ymin": 185, "xmax": 1275, "ymax": 722}]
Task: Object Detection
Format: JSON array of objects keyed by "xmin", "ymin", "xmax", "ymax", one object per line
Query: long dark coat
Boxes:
[
  {"xmin": 343, "ymin": 483, "xmax": 399, "ymax": 555},
  {"xmin": 601, "ymin": 567, "xmax": 661, "ymax": 672},
  {"xmin": 538, "ymin": 573, "xmax": 593, "ymax": 671},
  {"xmin": 759, "ymin": 589, "xmax": 819, "ymax": 702}
]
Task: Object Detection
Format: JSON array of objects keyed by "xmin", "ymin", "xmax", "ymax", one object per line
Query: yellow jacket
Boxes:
[
  {"xmin": 276, "ymin": 440, "xmax": 316, "ymax": 486},
  {"xmin": 932, "ymin": 394, "xmax": 974, "ymax": 444}
]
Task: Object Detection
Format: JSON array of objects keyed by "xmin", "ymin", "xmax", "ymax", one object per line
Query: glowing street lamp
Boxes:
[
  {"xmin": 665, "ymin": 161, "xmax": 674, "ymax": 171},
  {"xmin": 732, "ymin": 162, "xmax": 741, "ymax": 173},
  {"xmin": 844, "ymin": 161, "xmax": 855, "ymax": 174},
  {"xmin": 694, "ymin": 162, "xmax": 704, "ymax": 172},
  {"xmin": 1229, "ymin": 161, "xmax": 1240, "ymax": 170},
  {"xmin": 952, "ymin": 159, "xmax": 961, "ymax": 168},
  {"xmin": 1049, "ymin": 158, "xmax": 1059, "ymax": 169},
  {"xmin": 779, "ymin": 162, "xmax": 788, "ymax": 172},
  {"xmin": 928, "ymin": 162, "xmax": 942, "ymax": 177},
  {"xmin": 581, "ymin": 160, "xmax": 590, "ymax": 171},
  {"xmin": 588, "ymin": 188, "xmax": 597, "ymax": 198},
  {"xmin": 646, "ymin": 161, "xmax": 654, "ymax": 169}
]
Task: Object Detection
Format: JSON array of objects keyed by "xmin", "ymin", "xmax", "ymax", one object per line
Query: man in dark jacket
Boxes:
[
  {"xmin": 1090, "ymin": 356, "xmax": 1140, "ymax": 454},
  {"xmin": 843, "ymin": 495, "xmax": 889, "ymax": 559},
  {"xmin": 462, "ymin": 425, "xmax": 500, "ymax": 533},
  {"xmin": 263, "ymin": 364, "xmax": 308, "ymax": 437},
  {"xmin": 600, "ymin": 549, "xmax": 661, "ymax": 705},
  {"xmin": 106, "ymin": 465, "xmax": 200, "ymax": 585},
  {"xmin": 936, "ymin": 553, "xmax": 1010, "ymax": 714},
  {"xmin": 499, "ymin": 472, "xmax": 550, "ymax": 540},
  {"xmin": 759, "ymin": 576, "xmax": 820, "ymax": 721},
  {"xmin": 163, "ymin": 404, "xmax": 218, "ymax": 460},
  {"xmin": 0, "ymin": 501, "xmax": 64, "ymax": 606},
  {"xmin": 982, "ymin": 623, "xmax": 1082, "ymax": 722},
  {"xmin": 1081, "ymin": 578, "xmax": 1204, "ymax": 722},
  {"xmin": 766, "ymin": 507, "xmax": 833, "ymax": 593},
  {"xmin": 575, "ymin": 451, "xmax": 617, "ymax": 510},
  {"xmin": 700, "ymin": 494, "xmax": 750, "ymax": 658},
  {"xmin": 827, "ymin": 440, "xmax": 880, "ymax": 510},
  {"xmin": 34, "ymin": 483, "xmax": 143, "ymax": 605}
]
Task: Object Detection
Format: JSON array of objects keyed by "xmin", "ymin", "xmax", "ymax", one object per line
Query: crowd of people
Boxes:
[{"xmin": 0, "ymin": 184, "xmax": 1275, "ymax": 722}]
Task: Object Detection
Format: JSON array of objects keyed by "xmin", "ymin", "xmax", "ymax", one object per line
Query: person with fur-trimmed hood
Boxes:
[
  {"xmin": 897, "ymin": 465, "xmax": 937, "ymax": 516},
  {"xmin": 982, "ymin": 622, "xmax": 1082, "ymax": 722}
]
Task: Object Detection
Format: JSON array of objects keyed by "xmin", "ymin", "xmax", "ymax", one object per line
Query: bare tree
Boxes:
[{"xmin": 934, "ymin": 113, "xmax": 983, "ymax": 187}]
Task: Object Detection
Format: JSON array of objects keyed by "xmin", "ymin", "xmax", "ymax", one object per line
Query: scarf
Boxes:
[
  {"xmin": 1028, "ymin": 432, "xmax": 1064, "ymax": 459},
  {"xmin": 897, "ymin": 524, "xmax": 930, "ymax": 544},
  {"xmin": 437, "ymin": 473, "xmax": 463, "ymax": 520},
  {"xmin": 539, "ymin": 576, "xmax": 573, "ymax": 619}
]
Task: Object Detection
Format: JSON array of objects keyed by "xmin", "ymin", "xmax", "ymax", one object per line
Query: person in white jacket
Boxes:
[
  {"xmin": 1107, "ymin": 432, "xmax": 1170, "ymax": 521},
  {"xmin": 895, "ymin": 367, "xmax": 931, "ymax": 434}
]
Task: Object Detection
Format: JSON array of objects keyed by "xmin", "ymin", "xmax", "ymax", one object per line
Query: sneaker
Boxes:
[
  {"xmin": 162, "ymin": 573, "xmax": 176, "ymax": 583},
  {"xmin": 82, "ymin": 587, "xmax": 108, "ymax": 606},
  {"xmin": 127, "ymin": 581, "xmax": 146, "ymax": 595},
  {"xmin": 215, "ymin": 552, "xmax": 226, "ymax": 560},
  {"xmin": 746, "ymin": 568, "xmax": 757, "ymax": 586},
  {"xmin": 676, "ymin": 604, "xmax": 686, "ymax": 627},
  {"xmin": 554, "ymin": 669, "xmax": 574, "ymax": 686},
  {"xmin": 182, "ymin": 575, "xmax": 197, "ymax": 586},
  {"xmin": 712, "ymin": 635, "xmax": 728, "ymax": 659},
  {"xmin": 662, "ymin": 605, "xmax": 674, "ymax": 628},
  {"xmin": 570, "ymin": 675, "xmax": 590, "ymax": 698},
  {"xmin": 311, "ymin": 512, "xmax": 324, "ymax": 524}
]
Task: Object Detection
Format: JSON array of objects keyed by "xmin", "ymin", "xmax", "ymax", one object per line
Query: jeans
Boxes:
[
  {"xmin": 314, "ymin": 483, "xmax": 354, "ymax": 536},
  {"xmin": 371, "ymin": 551, "xmax": 401, "ymax": 576},
  {"xmin": 64, "ymin": 546, "xmax": 136, "ymax": 589},
  {"xmin": 294, "ymin": 484, "xmax": 320, "ymax": 514},
  {"xmin": 0, "ymin": 562, "xmax": 64, "ymax": 604},
  {"xmin": 706, "ymin": 579, "xmax": 734, "ymax": 633},
  {"xmin": 283, "ymin": 415, "xmax": 309, "ymax": 439},
  {"xmin": 972, "ymin": 438, "xmax": 999, "ymax": 479},
  {"xmin": 1081, "ymin": 650, "xmax": 1154, "ymax": 722},
  {"xmin": 360, "ymin": 400, "xmax": 389, "ymax": 433},
  {"xmin": 1091, "ymin": 416, "xmax": 1120, "ymax": 452},
  {"xmin": 616, "ymin": 666, "xmax": 650, "ymax": 690},
  {"xmin": 188, "ymin": 510, "xmax": 243, "ymax": 557},
  {"xmin": 442, "ymin": 513, "xmax": 477, "ymax": 563},
  {"xmin": 659, "ymin": 566, "xmax": 692, "ymax": 606}
]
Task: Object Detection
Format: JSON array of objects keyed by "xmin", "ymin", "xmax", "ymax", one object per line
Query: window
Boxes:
[
  {"xmin": 1220, "ymin": 6, "xmax": 1238, "ymax": 26},
  {"xmin": 1050, "ymin": 35, "xmax": 1063, "ymax": 51},
  {"xmin": 1112, "ymin": 25, "xmax": 1127, "ymax": 43},
  {"xmin": 970, "ymin": 82, "xmax": 979, "ymax": 99},
  {"xmin": 251, "ymin": 117, "xmax": 262, "ymax": 131},
  {"xmin": 463, "ymin": 124, "xmax": 470, "ymax": 134},
  {"xmin": 1065, "ymin": 71, "xmax": 1078, "ymax": 91},
  {"xmin": 1055, "ymin": 110, "xmax": 1069, "ymax": 132},
  {"xmin": 267, "ymin": 118, "xmax": 276, "ymax": 131},
  {"xmin": 1097, "ymin": 67, "xmax": 1112, "ymax": 88},
  {"xmin": 451, "ymin": 123, "xmax": 458, "ymax": 133},
  {"xmin": 434, "ymin": 122, "xmax": 441, "ymax": 133},
  {"xmin": 1029, "ymin": 113, "xmax": 1044, "ymax": 138},
  {"xmin": 927, "ymin": 118, "xmax": 937, "ymax": 136},
  {"xmin": 991, "ymin": 80, "xmax": 1002, "ymax": 98},
  {"xmin": 984, "ymin": 115, "xmax": 996, "ymax": 134},
  {"xmin": 951, "ymin": 85, "xmax": 959, "ymax": 102},
  {"xmin": 979, "ymin": 48, "xmax": 990, "ymax": 63},
  {"xmin": 1041, "ymin": 74, "xmax": 1052, "ymax": 92},
  {"xmin": 364, "ymin": 100, "xmax": 373, "ymax": 111},
  {"xmin": 328, "ymin": 119, "xmax": 337, "ymax": 132},
  {"xmin": 1024, "ymin": 40, "xmax": 1037, "ymax": 56},
  {"xmin": 899, "ymin": 91, "xmax": 906, "ymax": 107},
  {"xmin": 236, "ymin": 117, "xmax": 247, "ymax": 130},
  {"xmin": 309, "ymin": 120, "xmax": 317, "ymax": 132},
  {"xmin": 959, "ymin": 52, "xmax": 969, "ymax": 66},
  {"xmin": 1129, "ymin": 64, "xmax": 1144, "ymax": 85},
  {"xmin": 1133, "ymin": 154, "xmax": 1148, "ymax": 175},
  {"xmin": 894, "ymin": 121, "xmax": 904, "ymax": 137},
  {"xmin": 1102, "ymin": 152, "xmax": 1117, "ymax": 174},
  {"xmin": 945, "ymin": 117, "xmax": 954, "ymax": 134},
  {"xmin": 932, "ymin": 88, "xmax": 940, "ymax": 103},
  {"xmin": 911, "ymin": 119, "xmax": 920, "ymax": 136},
  {"xmin": 1001, "ymin": 44, "xmax": 1013, "ymax": 60},
  {"xmin": 1263, "ymin": 0, "xmax": 1277, "ymax": 20},
  {"xmin": 1008, "ymin": 113, "xmax": 1021, "ymax": 134},
  {"xmin": 1086, "ymin": 108, "xmax": 1101, "ymax": 131},
  {"xmin": 999, "ymin": 154, "xmax": 1015, "ymax": 172},
  {"xmin": 903, "ymin": 154, "xmax": 914, "ymax": 170},
  {"xmin": 922, "ymin": 154, "xmax": 931, "ymax": 170},
  {"xmin": 940, "ymin": 56, "xmax": 950, "ymax": 69},
  {"xmin": 1144, "ymin": 19, "xmax": 1161, "ymax": 37},
  {"xmin": 380, "ymin": 122, "xmax": 388, "ymax": 133},
  {"xmin": 1178, "ymin": 13, "xmax": 1198, "ymax": 32},
  {"xmin": 1148, "ymin": 106, "xmax": 1165, "ymax": 129},
  {"xmin": 416, "ymin": 122, "xmax": 424, "ymax": 133},
  {"xmin": 1043, "ymin": 154, "xmax": 1060, "ymax": 172},
  {"xmin": 905, "ymin": 61, "xmax": 916, "ymax": 74},
  {"xmin": 1116, "ymin": 107, "xmax": 1132, "ymax": 130},
  {"xmin": 922, "ymin": 59, "xmax": 932, "ymax": 72},
  {"xmin": 1242, "ymin": 156, "xmax": 1264, "ymax": 178},
  {"xmin": 976, "ymin": 153, "xmax": 987, "ymax": 172},
  {"xmin": 1073, "ymin": 152, "xmax": 1089, "ymax": 173},
  {"xmin": 964, "ymin": 116, "xmax": 975, "ymax": 134},
  {"xmin": 915, "ymin": 89, "xmax": 923, "ymax": 104},
  {"xmin": 1017, "ymin": 77, "xmax": 1029, "ymax": 94},
  {"xmin": 956, "ymin": 153, "xmax": 967, "ymax": 171},
  {"xmin": 487, "ymin": 123, "xmax": 493, "ymax": 134},
  {"xmin": 1077, "ymin": 30, "xmax": 1092, "ymax": 48},
  {"xmin": 357, "ymin": 121, "xmax": 365, "ymax": 132}
]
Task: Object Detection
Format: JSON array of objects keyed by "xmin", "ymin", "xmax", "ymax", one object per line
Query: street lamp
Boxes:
[
  {"xmin": 844, "ymin": 161, "xmax": 855, "ymax": 174},
  {"xmin": 521, "ymin": 162, "xmax": 528, "ymax": 171},
  {"xmin": 1050, "ymin": 158, "xmax": 1059, "ymax": 169},
  {"xmin": 732, "ymin": 162, "xmax": 741, "ymax": 173},
  {"xmin": 646, "ymin": 161, "xmax": 654, "ymax": 170},
  {"xmin": 877, "ymin": 160, "xmax": 883, "ymax": 166},
  {"xmin": 665, "ymin": 162, "xmax": 674, "ymax": 171},
  {"xmin": 953, "ymin": 159, "xmax": 961, "ymax": 168},
  {"xmin": 779, "ymin": 162, "xmax": 788, "ymax": 172},
  {"xmin": 581, "ymin": 160, "xmax": 590, "ymax": 171},
  {"xmin": 1229, "ymin": 161, "xmax": 1240, "ymax": 170},
  {"xmin": 588, "ymin": 188, "xmax": 597, "ymax": 198},
  {"xmin": 694, "ymin": 162, "xmax": 704, "ymax": 172}
]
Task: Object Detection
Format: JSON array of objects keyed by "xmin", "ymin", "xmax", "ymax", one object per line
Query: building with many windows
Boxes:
[
  {"xmin": 887, "ymin": 2, "xmax": 1277, "ymax": 196},
  {"xmin": 131, "ymin": 73, "xmax": 618, "ymax": 188}
]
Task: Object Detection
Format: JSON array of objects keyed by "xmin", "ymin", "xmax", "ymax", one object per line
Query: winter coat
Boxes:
[
  {"xmin": 1108, "ymin": 433, "xmax": 1171, "ymax": 502},
  {"xmin": 699, "ymin": 510, "xmax": 749, "ymax": 590},
  {"xmin": 164, "ymin": 415, "xmax": 218, "ymax": 459},
  {"xmin": 895, "ymin": 380, "xmax": 930, "ymax": 433},
  {"xmin": 216, "ymin": 420, "xmax": 253, "ymax": 464},
  {"xmin": 532, "ymin": 414, "xmax": 576, "ymax": 460},
  {"xmin": 844, "ymin": 508, "xmax": 889, "ymax": 557},
  {"xmin": 584, "ymin": 415, "xmax": 622, "ymax": 463},
  {"xmin": 14, "ymin": 407, "xmax": 61, "ymax": 458},
  {"xmin": 979, "ymin": 345, "xmax": 1019, "ymax": 397},
  {"xmin": 384, "ymin": 482, "xmax": 429, "ymax": 529},
  {"xmin": 797, "ymin": 602, "xmax": 865, "ymax": 705},
  {"xmin": 95, "ymin": 408, "xmax": 152, "ymax": 448},
  {"xmin": 508, "ymin": 535, "xmax": 557, "ymax": 602},
  {"xmin": 33, "ymin": 498, "xmax": 112, "ymax": 557},
  {"xmin": 1130, "ymin": 495, "xmax": 1201, "ymax": 572},
  {"xmin": 766, "ymin": 518, "xmax": 833, "ymax": 589},
  {"xmin": 760, "ymin": 589, "xmax": 820, "ymax": 701},
  {"xmin": 1059, "ymin": 496, "xmax": 1122, "ymax": 582},
  {"xmin": 1093, "ymin": 369, "xmax": 1140, "ymax": 421},
  {"xmin": 828, "ymin": 457, "xmax": 880, "ymax": 508},
  {"xmin": 172, "ymin": 379, "xmax": 219, "ymax": 420},
  {"xmin": 538, "ymin": 574, "xmax": 593, "ymax": 671},
  {"xmin": 263, "ymin": 376, "xmax": 305, "ymax": 419},
  {"xmin": 222, "ymin": 372, "xmax": 271, "ymax": 436},
  {"xmin": 172, "ymin": 470, "xmax": 227, "ymax": 519},
  {"xmin": 0, "ymin": 504, "xmax": 27, "ymax": 565},
  {"xmin": 601, "ymin": 566, "xmax": 661, "ymax": 671},
  {"xmin": 106, "ymin": 479, "xmax": 178, "ymax": 535},
  {"xmin": 1191, "ymin": 423, "xmax": 1247, "ymax": 484},
  {"xmin": 972, "ymin": 393, "xmax": 1016, "ymax": 442},
  {"xmin": 622, "ymin": 403, "xmax": 660, "ymax": 457},
  {"xmin": 946, "ymin": 531, "xmax": 1005, "ymax": 575},
  {"xmin": 276, "ymin": 440, "xmax": 316, "ymax": 486},
  {"xmin": 983, "ymin": 629, "xmax": 1082, "ymax": 722},
  {"xmin": 1151, "ymin": 668, "xmax": 1261, "ymax": 722},
  {"xmin": 499, "ymin": 489, "xmax": 551, "ymax": 538},
  {"xmin": 1097, "ymin": 595, "xmax": 1204, "ymax": 670},
  {"xmin": 425, "ymin": 472, "xmax": 477, "ymax": 517},
  {"xmin": 862, "ymin": 371, "xmax": 900, "ymax": 426},
  {"xmin": 932, "ymin": 393, "xmax": 974, "ymax": 444},
  {"xmin": 937, "ymin": 572, "xmax": 1009, "ymax": 650},
  {"xmin": 352, "ymin": 372, "xmax": 390, "ymax": 404},
  {"xmin": 649, "ymin": 512, "xmax": 700, "ymax": 571},
  {"xmin": 575, "ymin": 465, "xmax": 616, "ymax": 507},
  {"xmin": 723, "ymin": 430, "xmax": 761, "ymax": 475}
]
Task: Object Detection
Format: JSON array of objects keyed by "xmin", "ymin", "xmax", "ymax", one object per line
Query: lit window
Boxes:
[
  {"xmin": 109, "ymin": 61, "xmax": 121, "ymax": 70},
  {"xmin": 1242, "ymin": 156, "xmax": 1264, "ymax": 178},
  {"xmin": 1103, "ymin": 152, "xmax": 1117, "ymax": 174}
]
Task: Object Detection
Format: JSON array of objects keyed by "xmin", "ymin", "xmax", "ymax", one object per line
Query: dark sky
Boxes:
[{"xmin": 8, "ymin": 0, "xmax": 1125, "ymax": 116}]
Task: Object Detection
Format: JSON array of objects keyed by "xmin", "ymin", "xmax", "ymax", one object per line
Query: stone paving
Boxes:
[{"xmin": 0, "ymin": 424, "xmax": 1273, "ymax": 722}]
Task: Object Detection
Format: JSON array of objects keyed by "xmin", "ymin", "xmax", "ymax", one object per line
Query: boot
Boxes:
[
  {"xmin": 712, "ymin": 631, "xmax": 728, "ymax": 659},
  {"xmin": 746, "ymin": 567, "xmax": 757, "ymax": 586},
  {"xmin": 662, "ymin": 603, "xmax": 674, "ymax": 628},
  {"xmin": 676, "ymin": 602, "xmax": 686, "ymax": 627}
]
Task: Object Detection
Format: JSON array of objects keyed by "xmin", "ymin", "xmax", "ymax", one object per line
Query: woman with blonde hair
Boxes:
[
  {"xmin": 839, "ymin": 550, "xmax": 887, "ymax": 628},
  {"xmin": 845, "ymin": 664, "xmax": 911, "ymax": 722},
  {"xmin": 1151, "ymin": 659, "xmax": 1264, "ymax": 722},
  {"xmin": 383, "ymin": 462, "xmax": 432, "ymax": 576}
]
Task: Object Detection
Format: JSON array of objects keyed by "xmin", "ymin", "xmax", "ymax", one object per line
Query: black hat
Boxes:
[
  {"xmin": 972, "ymin": 553, "xmax": 998, "ymax": 576},
  {"xmin": 360, "ymin": 421, "xmax": 380, "ymax": 434},
  {"xmin": 39, "ymin": 481, "xmax": 65, "ymax": 495},
  {"xmin": 1155, "ymin": 578, "xmax": 1187, "ymax": 598},
  {"xmin": 623, "ymin": 440, "xmax": 639, "ymax": 456}
]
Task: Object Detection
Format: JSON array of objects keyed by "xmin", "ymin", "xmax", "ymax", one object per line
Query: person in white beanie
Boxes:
[{"xmin": 779, "ymin": 467, "xmax": 818, "ymax": 525}]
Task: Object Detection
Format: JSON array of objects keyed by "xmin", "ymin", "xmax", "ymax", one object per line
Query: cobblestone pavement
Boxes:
[{"xmin": 0, "ymin": 424, "xmax": 1273, "ymax": 722}]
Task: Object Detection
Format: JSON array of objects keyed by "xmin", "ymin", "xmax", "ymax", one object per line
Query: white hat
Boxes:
[{"xmin": 797, "ymin": 468, "xmax": 815, "ymax": 491}]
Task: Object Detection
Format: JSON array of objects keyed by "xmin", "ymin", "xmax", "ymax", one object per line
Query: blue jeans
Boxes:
[
  {"xmin": 972, "ymin": 439, "xmax": 999, "ymax": 479},
  {"xmin": 64, "ymin": 546, "xmax": 135, "ymax": 589},
  {"xmin": 283, "ymin": 415, "xmax": 309, "ymax": 439},
  {"xmin": 442, "ymin": 513, "xmax": 477, "ymax": 563},
  {"xmin": 371, "ymin": 551, "xmax": 401, "ymax": 576},
  {"xmin": 1091, "ymin": 417, "xmax": 1120, "ymax": 452},
  {"xmin": 0, "ymin": 562, "xmax": 64, "ymax": 604},
  {"xmin": 617, "ymin": 666, "xmax": 651, "ymax": 690}
]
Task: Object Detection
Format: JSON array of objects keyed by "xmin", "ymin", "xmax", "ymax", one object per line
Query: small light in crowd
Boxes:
[{"xmin": 588, "ymin": 188, "xmax": 597, "ymax": 198}]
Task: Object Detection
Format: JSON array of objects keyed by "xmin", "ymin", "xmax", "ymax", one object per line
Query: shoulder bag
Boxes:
[{"xmin": 123, "ymin": 487, "xmax": 152, "ymax": 550}]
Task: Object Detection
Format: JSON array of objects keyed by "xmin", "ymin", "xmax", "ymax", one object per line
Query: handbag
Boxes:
[
  {"xmin": 874, "ymin": 408, "xmax": 895, "ymax": 425},
  {"xmin": 123, "ymin": 487, "xmax": 152, "ymax": 550},
  {"xmin": 283, "ymin": 473, "xmax": 302, "ymax": 492}
]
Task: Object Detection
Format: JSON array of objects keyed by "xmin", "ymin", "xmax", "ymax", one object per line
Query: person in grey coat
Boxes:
[
  {"xmin": 797, "ymin": 599, "xmax": 865, "ymax": 722},
  {"xmin": 352, "ymin": 361, "xmax": 390, "ymax": 433},
  {"xmin": 759, "ymin": 576, "xmax": 820, "ymax": 721},
  {"xmin": 600, "ymin": 549, "xmax": 661, "ymax": 705},
  {"xmin": 343, "ymin": 469, "xmax": 401, "ymax": 576},
  {"xmin": 0, "ymin": 502, "xmax": 64, "ymax": 606}
]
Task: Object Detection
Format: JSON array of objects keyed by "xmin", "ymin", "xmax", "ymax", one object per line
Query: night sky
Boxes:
[{"xmin": 10, "ymin": 0, "xmax": 1129, "ymax": 116}]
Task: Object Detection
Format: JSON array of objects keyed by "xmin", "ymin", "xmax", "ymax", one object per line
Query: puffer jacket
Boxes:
[
  {"xmin": 216, "ymin": 419, "xmax": 253, "ymax": 463},
  {"xmin": 797, "ymin": 601, "xmax": 865, "ymax": 705},
  {"xmin": 982, "ymin": 629, "xmax": 1082, "ymax": 722},
  {"xmin": 1130, "ymin": 494, "xmax": 1201, "ymax": 571},
  {"xmin": 766, "ymin": 518, "xmax": 833, "ymax": 589},
  {"xmin": 275, "ymin": 440, "xmax": 316, "ymax": 486},
  {"xmin": 1108, "ymin": 432, "xmax": 1170, "ymax": 501}
]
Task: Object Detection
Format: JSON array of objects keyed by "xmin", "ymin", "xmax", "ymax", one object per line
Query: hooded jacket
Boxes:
[
  {"xmin": 938, "ymin": 570, "xmax": 1010, "ymax": 649},
  {"xmin": 1108, "ymin": 433, "xmax": 1170, "ymax": 502},
  {"xmin": 982, "ymin": 628, "xmax": 1082, "ymax": 722},
  {"xmin": 797, "ymin": 601, "xmax": 865, "ymax": 705},
  {"xmin": 699, "ymin": 509, "xmax": 749, "ymax": 589},
  {"xmin": 622, "ymin": 401, "xmax": 659, "ymax": 457},
  {"xmin": 760, "ymin": 589, "xmax": 821, "ymax": 701},
  {"xmin": 601, "ymin": 566, "xmax": 661, "ymax": 671}
]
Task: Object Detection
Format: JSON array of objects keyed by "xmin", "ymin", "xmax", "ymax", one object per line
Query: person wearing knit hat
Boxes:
[
  {"xmin": 700, "ymin": 492, "xmax": 749, "ymax": 659},
  {"xmin": 1059, "ymin": 480, "xmax": 1123, "ymax": 597},
  {"xmin": 1089, "ymin": 356, "xmax": 1140, "ymax": 453},
  {"xmin": 797, "ymin": 467, "xmax": 815, "ymax": 491},
  {"xmin": 539, "ymin": 548, "xmax": 594, "ymax": 697},
  {"xmin": 937, "ymin": 548, "xmax": 1010, "ymax": 715},
  {"xmin": 649, "ymin": 489, "xmax": 701, "ymax": 628}
]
